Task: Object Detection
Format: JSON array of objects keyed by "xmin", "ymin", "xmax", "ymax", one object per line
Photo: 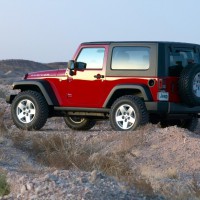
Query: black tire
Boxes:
[
  {"xmin": 64, "ymin": 117, "xmax": 96, "ymax": 131},
  {"xmin": 181, "ymin": 116, "xmax": 199, "ymax": 132},
  {"xmin": 11, "ymin": 91, "xmax": 48, "ymax": 130},
  {"xmin": 160, "ymin": 115, "xmax": 199, "ymax": 132},
  {"xmin": 179, "ymin": 64, "xmax": 200, "ymax": 106},
  {"xmin": 110, "ymin": 95, "xmax": 149, "ymax": 131}
]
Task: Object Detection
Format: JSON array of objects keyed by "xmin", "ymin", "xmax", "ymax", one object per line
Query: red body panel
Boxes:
[
  {"xmin": 165, "ymin": 77, "xmax": 180, "ymax": 103},
  {"xmin": 26, "ymin": 43, "xmax": 181, "ymax": 108}
]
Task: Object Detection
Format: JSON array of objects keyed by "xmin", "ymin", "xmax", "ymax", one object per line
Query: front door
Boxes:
[{"xmin": 65, "ymin": 46, "xmax": 107, "ymax": 108}]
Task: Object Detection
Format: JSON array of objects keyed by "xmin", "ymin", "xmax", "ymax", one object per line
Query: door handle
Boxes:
[{"xmin": 94, "ymin": 74, "xmax": 104, "ymax": 79}]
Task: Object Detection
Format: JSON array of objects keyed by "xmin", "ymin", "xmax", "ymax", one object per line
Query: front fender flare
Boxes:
[{"xmin": 12, "ymin": 80, "xmax": 59, "ymax": 106}]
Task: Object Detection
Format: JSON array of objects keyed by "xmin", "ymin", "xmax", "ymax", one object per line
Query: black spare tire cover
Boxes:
[{"xmin": 179, "ymin": 64, "xmax": 200, "ymax": 106}]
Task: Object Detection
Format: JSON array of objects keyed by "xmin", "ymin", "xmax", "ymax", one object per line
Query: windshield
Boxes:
[{"xmin": 169, "ymin": 48, "xmax": 200, "ymax": 76}]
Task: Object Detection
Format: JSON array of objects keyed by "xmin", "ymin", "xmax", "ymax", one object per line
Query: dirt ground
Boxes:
[{"xmin": 1, "ymin": 84, "xmax": 200, "ymax": 199}]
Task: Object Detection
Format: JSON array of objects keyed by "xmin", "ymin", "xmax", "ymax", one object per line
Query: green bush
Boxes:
[{"xmin": 0, "ymin": 174, "xmax": 10, "ymax": 196}]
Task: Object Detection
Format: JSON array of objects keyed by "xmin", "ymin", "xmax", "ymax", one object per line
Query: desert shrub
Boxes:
[
  {"xmin": 35, "ymin": 134, "xmax": 92, "ymax": 170},
  {"xmin": 11, "ymin": 133, "xmax": 93, "ymax": 171},
  {"xmin": 0, "ymin": 174, "xmax": 10, "ymax": 196}
]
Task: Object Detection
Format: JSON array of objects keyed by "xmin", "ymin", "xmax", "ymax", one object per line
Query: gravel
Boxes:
[{"xmin": 4, "ymin": 170, "xmax": 148, "ymax": 200}]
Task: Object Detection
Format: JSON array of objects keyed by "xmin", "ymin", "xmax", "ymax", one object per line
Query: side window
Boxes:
[
  {"xmin": 111, "ymin": 47, "xmax": 150, "ymax": 70},
  {"xmin": 77, "ymin": 48, "xmax": 105, "ymax": 69}
]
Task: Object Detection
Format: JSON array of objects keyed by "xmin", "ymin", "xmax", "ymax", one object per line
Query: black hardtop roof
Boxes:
[{"xmin": 82, "ymin": 41, "xmax": 200, "ymax": 46}]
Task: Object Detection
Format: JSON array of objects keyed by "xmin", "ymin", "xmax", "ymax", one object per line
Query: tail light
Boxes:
[
  {"xmin": 158, "ymin": 78, "xmax": 167, "ymax": 90},
  {"xmin": 157, "ymin": 78, "xmax": 169, "ymax": 101}
]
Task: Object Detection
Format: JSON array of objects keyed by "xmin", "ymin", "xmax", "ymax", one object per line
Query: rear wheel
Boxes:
[
  {"xmin": 160, "ymin": 115, "xmax": 199, "ymax": 132},
  {"xmin": 110, "ymin": 95, "xmax": 149, "ymax": 131},
  {"xmin": 181, "ymin": 116, "xmax": 199, "ymax": 132},
  {"xmin": 64, "ymin": 116, "xmax": 96, "ymax": 130}
]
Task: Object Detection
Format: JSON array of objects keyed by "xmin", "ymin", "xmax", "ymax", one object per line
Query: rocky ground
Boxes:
[
  {"xmin": 0, "ymin": 90, "xmax": 159, "ymax": 200},
  {"xmin": 1, "ymin": 84, "xmax": 200, "ymax": 199}
]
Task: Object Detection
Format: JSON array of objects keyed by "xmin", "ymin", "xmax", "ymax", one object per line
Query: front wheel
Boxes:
[
  {"xmin": 64, "ymin": 116, "xmax": 96, "ymax": 130},
  {"xmin": 11, "ymin": 91, "xmax": 49, "ymax": 130},
  {"xmin": 110, "ymin": 95, "xmax": 149, "ymax": 131}
]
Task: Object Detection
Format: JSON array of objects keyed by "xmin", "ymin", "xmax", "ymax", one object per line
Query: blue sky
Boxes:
[{"xmin": 0, "ymin": 0, "xmax": 200, "ymax": 63}]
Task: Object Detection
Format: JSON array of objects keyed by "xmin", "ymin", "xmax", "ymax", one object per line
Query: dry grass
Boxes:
[
  {"xmin": 191, "ymin": 174, "xmax": 200, "ymax": 199},
  {"xmin": 7, "ymin": 130, "xmax": 158, "ymax": 197},
  {"xmin": 0, "ymin": 110, "xmax": 7, "ymax": 137},
  {"xmin": 11, "ymin": 133, "xmax": 93, "ymax": 171}
]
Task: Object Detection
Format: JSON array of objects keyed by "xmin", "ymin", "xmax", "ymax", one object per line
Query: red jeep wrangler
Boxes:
[{"xmin": 6, "ymin": 42, "xmax": 200, "ymax": 131}]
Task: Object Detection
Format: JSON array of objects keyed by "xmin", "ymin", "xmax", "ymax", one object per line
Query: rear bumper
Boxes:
[{"xmin": 145, "ymin": 102, "xmax": 200, "ymax": 114}]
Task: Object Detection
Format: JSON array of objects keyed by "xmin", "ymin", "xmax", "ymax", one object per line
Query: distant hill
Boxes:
[
  {"xmin": 46, "ymin": 62, "xmax": 67, "ymax": 69},
  {"xmin": 0, "ymin": 59, "xmax": 67, "ymax": 77},
  {"xmin": 0, "ymin": 59, "xmax": 67, "ymax": 84}
]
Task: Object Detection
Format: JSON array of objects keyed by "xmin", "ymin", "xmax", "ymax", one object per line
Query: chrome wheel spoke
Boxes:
[
  {"xmin": 116, "ymin": 115, "xmax": 123, "ymax": 122},
  {"xmin": 29, "ymin": 109, "xmax": 35, "ymax": 115},
  {"xmin": 123, "ymin": 121, "xmax": 128, "ymax": 129},
  {"xmin": 18, "ymin": 102, "xmax": 26, "ymax": 111},
  {"xmin": 26, "ymin": 100, "xmax": 32, "ymax": 108},
  {"xmin": 119, "ymin": 106, "xmax": 126, "ymax": 114},
  {"xmin": 18, "ymin": 112, "xmax": 25, "ymax": 120},
  {"xmin": 127, "ymin": 107, "xmax": 134, "ymax": 115},
  {"xmin": 129, "ymin": 116, "xmax": 136, "ymax": 124},
  {"xmin": 25, "ymin": 115, "xmax": 32, "ymax": 123}
]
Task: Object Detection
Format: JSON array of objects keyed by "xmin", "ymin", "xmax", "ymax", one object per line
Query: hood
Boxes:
[{"xmin": 26, "ymin": 69, "xmax": 66, "ymax": 79}]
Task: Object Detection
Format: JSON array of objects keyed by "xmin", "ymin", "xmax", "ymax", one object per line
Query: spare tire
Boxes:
[{"xmin": 179, "ymin": 64, "xmax": 200, "ymax": 106}]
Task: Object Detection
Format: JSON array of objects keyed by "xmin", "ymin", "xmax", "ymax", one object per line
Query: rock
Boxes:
[
  {"xmin": 90, "ymin": 170, "xmax": 98, "ymax": 183},
  {"xmin": 21, "ymin": 185, "xmax": 27, "ymax": 193},
  {"xmin": 80, "ymin": 176, "xmax": 88, "ymax": 183},
  {"xmin": 53, "ymin": 170, "xmax": 59, "ymax": 176},
  {"xmin": 45, "ymin": 174, "xmax": 58, "ymax": 182},
  {"xmin": 26, "ymin": 183, "xmax": 33, "ymax": 190},
  {"xmin": 35, "ymin": 186, "xmax": 42, "ymax": 194},
  {"xmin": 30, "ymin": 194, "xmax": 38, "ymax": 200},
  {"xmin": 19, "ymin": 176, "xmax": 25, "ymax": 183}
]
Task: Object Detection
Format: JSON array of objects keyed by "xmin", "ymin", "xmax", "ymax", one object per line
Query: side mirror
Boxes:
[
  {"xmin": 67, "ymin": 60, "xmax": 87, "ymax": 76},
  {"xmin": 67, "ymin": 60, "xmax": 75, "ymax": 70},
  {"xmin": 67, "ymin": 60, "xmax": 76, "ymax": 76}
]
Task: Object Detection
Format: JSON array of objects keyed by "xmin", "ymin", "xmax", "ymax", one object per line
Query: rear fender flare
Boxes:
[{"xmin": 103, "ymin": 84, "xmax": 152, "ymax": 108}]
